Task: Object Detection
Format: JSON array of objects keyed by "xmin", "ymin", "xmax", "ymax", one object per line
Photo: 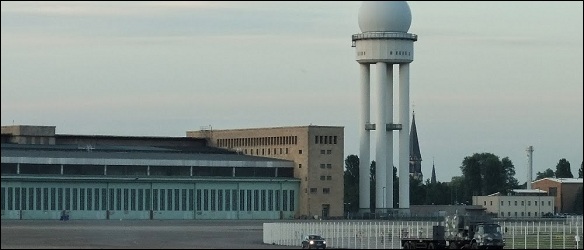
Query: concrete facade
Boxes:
[
  {"xmin": 187, "ymin": 126, "xmax": 344, "ymax": 219},
  {"xmin": 532, "ymin": 178, "xmax": 583, "ymax": 214}
]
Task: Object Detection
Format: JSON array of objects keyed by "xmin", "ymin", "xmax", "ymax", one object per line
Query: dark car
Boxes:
[{"xmin": 301, "ymin": 234, "xmax": 326, "ymax": 249}]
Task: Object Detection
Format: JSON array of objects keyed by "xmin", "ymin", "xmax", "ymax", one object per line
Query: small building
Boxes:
[
  {"xmin": 532, "ymin": 177, "xmax": 583, "ymax": 214},
  {"xmin": 472, "ymin": 189, "xmax": 555, "ymax": 218}
]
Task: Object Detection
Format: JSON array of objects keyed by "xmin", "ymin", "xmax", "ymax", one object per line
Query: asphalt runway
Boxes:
[{"xmin": 1, "ymin": 220, "xmax": 300, "ymax": 249}]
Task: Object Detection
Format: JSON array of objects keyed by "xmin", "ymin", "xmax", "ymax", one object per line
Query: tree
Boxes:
[
  {"xmin": 555, "ymin": 158, "xmax": 573, "ymax": 178},
  {"xmin": 460, "ymin": 153, "xmax": 519, "ymax": 203},
  {"xmin": 343, "ymin": 155, "xmax": 360, "ymax": 214},
  {"xmin": 501, "ymin": 157, "xmax": 520, "ymax": 190},
  {"xmin": 536, "ymin": 168, "xmax": 555, "ymax": 180},
  {"xmin": 579, "ymin": 161, "xmax": 582, "ymax": 178}
]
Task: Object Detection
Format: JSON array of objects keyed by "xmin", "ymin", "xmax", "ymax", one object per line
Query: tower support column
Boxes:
[
  {"xmin": 375, "ymin": 62, "xmax": 390, "ymax": 210},
  {"xmin": 359, "ymin": 63, "xmax": 371, "ymax": 212},
  {"xmin": 385, "ymin": 64, "xmax": 394, "ymax": 210},
  {"xmin": 398, "ymin": 63, "xmax": 410, "ymax": 211}
]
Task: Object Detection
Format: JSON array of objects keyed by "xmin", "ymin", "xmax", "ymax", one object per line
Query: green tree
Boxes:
[
  {"xmin": 579, "ymin": 161, "xmax": 582, "ymax": 178},
  {"xmin": 460, "ymin": 153, "xmax": 509, "ymax": 200},
  {"xmin": 410, "ymin": 176, "xmax": 426, "ymax": 205},
  {"xmin": 536, "ymin": 168, "xmax": 555, "ymax": 180},
  {"xmin": 555, "ymin": 158, "xmax": 573, "ymax": 178},
  {"xmin": 449, "ymin": 176, "xmax": 465, "ymax": 204},
  {"xmin": 343, "ymin": 155, "xmax": 360, "ymax": 214},
  {"xmin": 502, "ymin": 157, "xmax": 520, "ymax": 190},
  {"xmin": 425, "ymin": 179, "xmax": 452, "ymax": 205}
]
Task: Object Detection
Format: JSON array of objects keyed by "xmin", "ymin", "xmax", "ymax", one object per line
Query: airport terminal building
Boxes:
[{"xmin": 1, "ymin": 125, "xmax": 299, "ymax": 220}]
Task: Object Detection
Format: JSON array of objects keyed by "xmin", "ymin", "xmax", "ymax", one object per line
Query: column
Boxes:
[
  {"xmin": 359, "ymin": 63, "xmax": 371, "ymax": 212},
  {"xmin": 386, "ymin": 63, "xmax": 394, "ymax": 210},
  {"xmin": 375, "ymin": 62, "xmax": 388, "ymax": 210},
  {"xmin": 399, "ymin": 63, "xmax": 410, "ymax": 210}
]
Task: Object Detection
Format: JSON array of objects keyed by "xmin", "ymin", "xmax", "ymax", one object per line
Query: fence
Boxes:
[{"xmin": 263, "ymin": 217, "xmax": 583, "ymax": 249}]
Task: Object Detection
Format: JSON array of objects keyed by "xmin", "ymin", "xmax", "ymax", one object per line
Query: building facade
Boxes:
[
  {"xmin": 532, "ymin": 178, "xmax": 583, "ymax": 214},
  {"xmin": 187, "ymin": 125, "xmax": 344, "ymax": 219},
  {"xmin": 472, "ymin": 189, "xmax": 555, "ymax": 218},
  {"xmin": 1, "ymin": 125, "xmax": 299, "ymax": 220}
]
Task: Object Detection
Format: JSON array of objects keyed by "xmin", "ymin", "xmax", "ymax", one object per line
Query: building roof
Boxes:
[
  {"xmin": 511, "ymin": 189, "xmax": 547, "ymax": 194},
  {"xmin": 409, "ymin": 112, "xmax": 421, "ymax": 160},
  {"xmin": 1, "ymin": 143, "xmax": 293, "ymax": 168},
  {"xmin": 533, "ymin": 178, "xmax": 583, "ymax": 184}
]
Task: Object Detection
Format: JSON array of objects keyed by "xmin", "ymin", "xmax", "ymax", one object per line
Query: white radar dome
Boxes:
[{"xmin": 358, "ymin": 1, "xmax": 412, "ymax": 33}]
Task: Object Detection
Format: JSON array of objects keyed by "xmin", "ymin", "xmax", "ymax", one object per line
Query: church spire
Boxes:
[
  {"xmin": 409, "ymin": 110, "xmax": 423, "ymax": 180},
  {"xmin": 431, "ymin": 158, "xmax": 436, "ymax": 184}
]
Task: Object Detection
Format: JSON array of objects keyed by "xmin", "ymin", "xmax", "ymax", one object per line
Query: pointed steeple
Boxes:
[
  {"xmin": 431, "ymin": 159, "xmax": 436, "ymax": 184},
  {"xmin": 409, "ymin": 110, "xmax": 423, "ymax": 180}
]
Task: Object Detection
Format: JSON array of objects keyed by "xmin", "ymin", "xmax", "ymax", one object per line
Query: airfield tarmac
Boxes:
[{"xmin": 1, "ymin": 219, "xmax": 299, "ymax": 249}]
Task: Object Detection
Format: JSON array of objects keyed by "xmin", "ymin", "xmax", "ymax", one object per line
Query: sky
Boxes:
[{"xmin": 1, "ymin": 1, "xmax": 582, "ymax": 184}]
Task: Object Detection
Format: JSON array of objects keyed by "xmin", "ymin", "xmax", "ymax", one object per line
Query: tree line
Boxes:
[{"xmin": 344, "ymin": 153, "xmax": 583, "ymax": 215}]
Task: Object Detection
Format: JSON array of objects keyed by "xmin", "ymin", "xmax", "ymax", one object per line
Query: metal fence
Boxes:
[{"xmin": 263, "ymin": 217, "xmax": 583, "ymax": 249}]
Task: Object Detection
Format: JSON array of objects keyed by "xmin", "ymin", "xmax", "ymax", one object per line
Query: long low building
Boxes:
[{"xmin": 1, "ymin": 125, "xmax": 299, "ymax": 220}]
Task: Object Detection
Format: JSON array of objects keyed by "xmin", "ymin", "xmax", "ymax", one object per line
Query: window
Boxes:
[
  {"xmin": 484, "ymin": 201, "xmax": 486, "ymax": 206},
  {"xmin": 323, "ymin": 188, "xmax": 330, "ymax": 194},
  {"xmin": 514, "ymin": 201, "xmax": 517, "ymax": 206},
  {"xmin": 315, "ymin": 136, "xmax": 318, "ymax": 144},
  {"xmin": 514, "ymin": 212, "xmax": 517, "ymax": 217},
  {"xmin": 285, "ymin": 148, "xmax": 289, "ymax": 154},
  {"xmin": 548, "ymin": 201, "xmax": 551, "ymax": 206},
  {"xmin": 320, "ymin": 176, "xmax": 325, "ymax": 181},
  {"xmin": 299, "ymin": 164, "xmax": 302, "ymax": 169},
  {"xmin": 310, "ymin": 188, "xmax": 317, "ymax": 194},
  {"xmin": 333, "ymin": 136, "xmax": 337, "ymax": 144},
  {"xmin": 528, "ymin": 201, "xmax": 531, "ymax": 206},
  {"xmin": 326, "ymin": 176, "xmax": 332, "ymax": 180},
  {"xmin": 326, "ymin": 150, "xmax": 332, "ymax": 154},
  {"xmin": 326, "ymin": 164, "xmax": 332, "ymax": 169},
  {"xmin": 320, "ymin": 164, "xmax": 325, "ymax": 169},
  {"xmin": 521, "ymin": 201, "xmax": 524, "ymax": 206},
  {"xmin": 508, "ymin": 201, "xmax": 511, "ymax": 206},
  {"xmin": 298, "ymin": 150, "xmax": 302, "ymax": 154},
  {"xmin": 501, "ymin": 212, "xmax": 504, "ymax": 217},
  {"xmin": 508, "ymin": 212, "xmax": 511, "ymax": 216},
  {"xmin": 501, "ymin": 201, "xmax": 504, "ymax": 206},
  {"xmin": 535, "ymin": 212, "xmax": 538, "ymax": 216},
  {"xmin": 535, "ymin": 201, "xmax": 538, "ymax": 206},
  {"xmin": 521, "ymin": 212, "xmax": 524, "ymax": 216},
  {"xmin": 320, "ymin": 150, "xmax": 326, "ymax": 154},
  {"xmin": 528, "ymin": 212, "xmax": 531, "ymax": 216},
  {"xmin": 490, "ymin": 201, "xmax": 492, "ymax": 206}
]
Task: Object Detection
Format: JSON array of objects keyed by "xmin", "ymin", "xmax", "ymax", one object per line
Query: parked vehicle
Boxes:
[{"xmin": 301, "ymin": 234, "xmax": 327, "ymax": 249}]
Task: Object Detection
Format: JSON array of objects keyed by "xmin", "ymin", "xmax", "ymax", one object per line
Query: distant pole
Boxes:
[{"xmin": 526, "ymin": 146, "xmax": 534, "ymax": 189}]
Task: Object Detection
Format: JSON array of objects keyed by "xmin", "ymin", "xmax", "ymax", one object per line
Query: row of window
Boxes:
[
  {"xmin": 217, "ymin": 136, "xmax": 298, "ymax": 148},
  {"xmin": 356, "ymin": 51, "xmax": 411, "ymax": 56},
  {"xmin": 320, "ymin": 149, "xmax": 332, "ymax": 155},
  {"xmin": 500, "ymin": 211, "xmax": 542, "ymax": 217},
  {"xmin": 319, "ymin": 175, "xmax": 332, "ymax": 181},
  {"xmin": 314, "ymin": 136, "xmax": 338, "ymax": 145},
  {"xmin": 0, "ymin": 187, "xmax": 295, "ymax": 212},
  {"xmin": 244, "ymin": 148, "xmax": 289, "ymax": 156},
  {"xmin": 309, "ymin": 188, "xmax": 331, "ymax": 194},
  {"xmin": 485, "ymin": 200, "xmax": 552, "ymax": 206}
]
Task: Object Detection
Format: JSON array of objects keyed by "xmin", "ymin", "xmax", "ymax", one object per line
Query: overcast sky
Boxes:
[{"xmin": 2, "ymin": 1, "xmax": 582, "ymax": 184}]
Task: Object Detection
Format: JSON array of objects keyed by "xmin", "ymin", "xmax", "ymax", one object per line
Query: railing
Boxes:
[
  {"xmin": 352, "ymin": 32, "xmax": 418, "ymax": 41},
  {"xmin": 264, "ymin": 218, "xmax": 584, "ymax": 249}
]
